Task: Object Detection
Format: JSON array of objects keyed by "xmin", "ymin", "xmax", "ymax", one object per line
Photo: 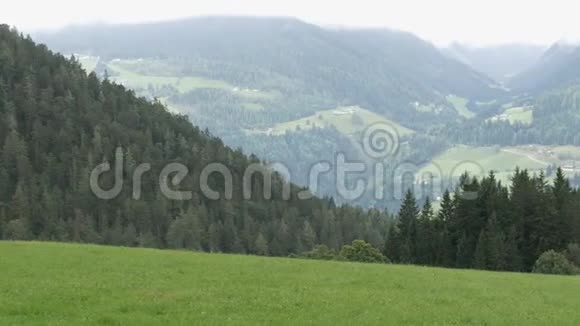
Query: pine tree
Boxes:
[
  {"xmin": 553, "ymin": 168, "xmax": 574, "ymax": 247},
  {"xmin": 503, "ymin": 226, "xmax": 523, "ymax": 272},
  {"xmin": 11, "ymin": 182, "xmax": 31, "ymax": 236},
  {"xmin": 124, "ymin": 223, "xmax": 138, "ymax": 247},
  {"xmin": 0, "ymin": 167, "xmax": 9, "ymax": 201},
  {"xmin": 416, "ymin": 198, "xmax": 436, "ymax": 265},
  {"xmin": 222, "ymin": 215, "xmax": 240, "ymax": 253},
  {"xmin": 456, "ymin": 232, "xmax": 473, "ymax": 268},
  {"xmin": 474, "ymin": 230, "xmax": 487, "ymax": 270},
  {"xmin": 208, "ymin": 222, "xmax": 223, "ymax": 253},
  {"xmin": 436, "ymin": 190, "xmax": 455, "ymax": 266},
  {"xmin": 110, "ymin": 215, "xmax": 124, "ymax": 246},
  {"xmin": 473, "ymin": 214, "xmax": 504, "ymax": 270},
  {"xmin": 383, "ymin": 224, "xmax": 400, "ymax": 262},
  {"xmin": 254, "ymin": 233, "xmax": 269, "ymax": 256},
  {"xmin": 301, "ymin": 221, "xmax": 316, "ymax": 252},
  {"xmin": 397, "ymin": 190, "xmax": 419, "ymax": 263}
]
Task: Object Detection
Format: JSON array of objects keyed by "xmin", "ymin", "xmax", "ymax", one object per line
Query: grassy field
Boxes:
[
  {"xmin": 418, "ymin": 144, "xmax": 580, "ymax": 210},
  {"xmin": 76, "ymin": 55, "xmax": 99, "ymax": 73},
  {"xmin": 417, "ymin": 145, "xmax": 550, "ymax": 190},
  {"xmin": 428, "ymin": 145, "xmax": 547, "ymax": 174},
  {"xmin": 1, "ymin": 242, "xmax": 579, "ymax": 325},
  {"xmin": 488, "ymin": 106, "xmax": 534, "ymax": 125},
  {"xmin": 105, "ymin": 59, "xmax": 276, "ymax": 101},
  {"xmin": 419, "ymin": 144, "xmax": 580, "ymax": 194},
  {"xmin": 107, "ymin": 62, "xmax": 232, "ymax": 93},
  {"xmin": 552, "ymin": 145, "xmax": 580, "ymax": 160},
  {"xmin": 252, "ymin": 106, "xmax": 414, "ymax": 137},
  {"xmin": 447, "ymin": 95, "xmax": 475, "ymax": 119},
  {"xmin": 413, "ymin": 102, "xmax": 443, "ymax": 114},
  {"xmin": 504, "ymin": 106, "xmax": 534, "ymax": 124}
]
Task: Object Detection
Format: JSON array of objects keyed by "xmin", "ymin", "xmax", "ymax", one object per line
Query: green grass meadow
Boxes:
[
  {"xmin": 447, "ymin": 95, "xmax": 475, "ymax": 119},
  {"xmin": 503, "ymin": 106, "xmax": 534, "ymax": 125},
  {"xmin": 255, "ymin": 106, "xmax": 414, "ymax": 137},
  {"xmin": 1, "ymin": 242, "xmax": 579, "ymax": 325}
]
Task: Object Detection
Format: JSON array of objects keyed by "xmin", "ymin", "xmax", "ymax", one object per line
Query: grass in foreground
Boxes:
[{"xmin": 1, "ymin": 242, "xmax": 579, "ymax": 325}]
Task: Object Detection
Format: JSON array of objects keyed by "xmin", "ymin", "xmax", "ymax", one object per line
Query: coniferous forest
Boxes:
[
  {"xmin": 1, "ymin": 25, "xmax": 580, "ymax": 275},
  {"xmin": 0, "ymin": 25, "xmax": 391, "ymax": 256},
  {"xmin": 386, "ymin": 170, "xmax": 580, "ymax": 273}
]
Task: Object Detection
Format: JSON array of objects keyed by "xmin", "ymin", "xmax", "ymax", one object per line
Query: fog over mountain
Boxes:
[
  {"xmin": 443, "ymin": 43, "xmax": 546, "ymax": 83},
  {"xmin": 509, "ymin": 41, "xmax": 580, "ymax": 92}
]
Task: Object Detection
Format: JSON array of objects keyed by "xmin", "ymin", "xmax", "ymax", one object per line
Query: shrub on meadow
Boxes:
[
  {"xmin": 533, "ymin": 250, "xmax": 576, "ymax": 275},
  {"xmin": 303, "ymin": 245, "xmax": 339, "ymax": 261},
  {"xmin": 340, "ymin": 240, "xmax": 389, "ymax": 264}
]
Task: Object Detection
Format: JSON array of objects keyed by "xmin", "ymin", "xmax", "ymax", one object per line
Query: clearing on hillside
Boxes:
[
  {"xmin": 250, "ymin": 106, "xmax": 414, "ymax": 137},
  {"xmin": 447, "ymin": 95, "xmax": 475, "ymax": 119},
  {"xmin": 488, "ymin": 106, "xmax": 534, "ymax": 125}
]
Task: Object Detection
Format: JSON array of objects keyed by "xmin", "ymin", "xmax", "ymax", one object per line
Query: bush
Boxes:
[
  {"xmin": 340, "ymin": 240, "xmax": 389, "ymax": 264},
  {"xmin": 5, "ymin": 219, "xmax": 29, "ymax": 240},
  {"xmin": 303, "ymin": 245, "xmax": 339, "ymax": 261},
  {"xmin": 533, "ymin": 250, "xmax": 576, "ymax": 275},
  {"xmin": 565, "ymin": 243, "xmax": 580, "ymax": 267}
]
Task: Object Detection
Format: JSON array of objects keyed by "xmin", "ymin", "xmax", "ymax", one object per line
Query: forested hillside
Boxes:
[
  {"xmin": 439, "ymin": 85, "xmax": 580, "ymax": 146},
  {"xmin": 509, "ymin": 41, "xmax": 580, "ymax": 92},
  {"xmin": 33, "ymin": 17, "xmax": 504, "ymax": 208},
  {"xmin": 0, "ymin": 25, "xmax": 391, "ymax": 254}
]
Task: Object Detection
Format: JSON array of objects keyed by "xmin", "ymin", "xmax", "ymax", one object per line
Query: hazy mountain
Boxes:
[
  {"xmin": 509, "ymin": 40, "xmax": 580, "ymax": 92},
  {"xmin": 36, "ymin": 16, "xmax": 504, "ymax": 122},
  {"xmin": 443, "ymin": 43, "xmax": 546, "ymax": 83}
]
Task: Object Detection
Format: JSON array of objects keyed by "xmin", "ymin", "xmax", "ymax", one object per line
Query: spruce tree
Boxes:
[
  {"xmin": 397, "ymin": 190, "xmax": 419, "ymax": 263},
  {"xmin": 254, "ymin": 233, "xmax": 269, "ymax": 256}
]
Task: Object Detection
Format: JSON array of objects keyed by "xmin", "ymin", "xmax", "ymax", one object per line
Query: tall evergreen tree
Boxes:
[{"xmin": 396, "ymin": 190, "xmax": 419, "ymax": 263}]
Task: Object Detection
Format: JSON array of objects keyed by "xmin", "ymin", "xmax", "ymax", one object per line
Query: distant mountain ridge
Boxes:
[
  {"xmin": 509, "ymin": 41, "xmax": 580, "ymax": 92},
  {"xmin": 443, "ymin": 43, "xmax": 546, "ymax": 83},
  {"xmin": 36, "ymin": 16, "xmax": 504, "ymax": 122}
]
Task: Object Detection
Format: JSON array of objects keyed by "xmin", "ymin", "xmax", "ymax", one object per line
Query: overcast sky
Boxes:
[{"xmin": 2, "ymin": 0, "xmax": 579, "ymax": 46}]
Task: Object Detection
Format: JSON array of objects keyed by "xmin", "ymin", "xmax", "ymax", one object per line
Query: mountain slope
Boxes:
[
  {"xmin": 36, "ymin": 16, "xmax": 504, "ymax": 122},
  {"xmin": 436, "ymin": 84, "xmax": 580, "ymax": 148},
  {"xmin": 509, "ymin": 41, "xmax": 580, "ymax": 92},
  {"xmin": 0, "ymin": 24, "xmax": 390, "ymax": 253},
  {"xmin": 444, "ymin": 43, "xmax": 545, "ymax": 83},
  {"xmin": 30, "ymin": 17, "xmax": 505, "ymax": 209}
]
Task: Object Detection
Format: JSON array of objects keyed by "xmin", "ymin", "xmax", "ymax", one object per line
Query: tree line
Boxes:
[{"xmin": 385, "ymin": 169, "xmax": 580, "ymax": 273}]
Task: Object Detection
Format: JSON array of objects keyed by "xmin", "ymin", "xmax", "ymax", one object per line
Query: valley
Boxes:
[
  {"xmin": 4, "ymin": 3, "xmax": 580, "ymax": 324},
  {"xmin": 63, "ymin": 48, "xmax": 580, "ymax": 210}
]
